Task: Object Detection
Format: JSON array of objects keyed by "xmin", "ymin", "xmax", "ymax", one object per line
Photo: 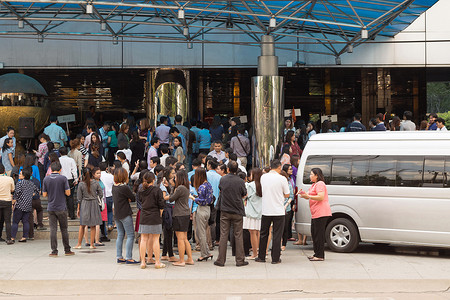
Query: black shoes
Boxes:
[
  {"xmin": 214, "ymin": 261, "xmax": 225, "ymax": 267},
  {"xmin": 236, "ymin": 261, "xmax": 249, "ymax": 267},
  {"xmin": 254, "ymin": 257, "xmax": 266, "ymax": 263},
  {"xmin": 271, "ymin": 260, "xmax": 282, "ymax": 264},
  {"xmin": 6, "ymin": 240, "xmax": 14, "ymax": 245}
]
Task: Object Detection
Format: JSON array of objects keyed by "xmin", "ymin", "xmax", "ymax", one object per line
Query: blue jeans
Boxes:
[
  {"xmin": 106, "ymin": 197, "xmax": 114, "ymax": 226},
  {"xmin": 11, "ymin": 208, "xmax": 30, "ymax": 239},
  {"xmin": 116, "ymin": 215, "xmax": 135, "ymax": 260}
]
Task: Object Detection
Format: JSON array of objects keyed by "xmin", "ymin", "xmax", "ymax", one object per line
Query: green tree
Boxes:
[{"xmin": 427, "ymin": 82, "xmax": 450, "ymax": 113}]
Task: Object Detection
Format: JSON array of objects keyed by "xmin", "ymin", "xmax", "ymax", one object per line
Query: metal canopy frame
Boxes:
[{"xmin": 0, "ymin": 0, "xmax": 437, "ymax": 56}]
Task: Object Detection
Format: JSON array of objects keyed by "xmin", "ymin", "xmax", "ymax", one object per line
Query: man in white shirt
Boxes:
[
  {"xmin": 208, "ymin": 141, "xmax": 226, "ymax": 163},
  {"xmin": 155, "ymin": 116, "xmax": 171, "ymax": 145},
  {"xmin": 255, "ymin": 159, "xmax": 290, "ymax": 264},
  {"xmin": 400, "ymin": 111, "xmax": 416, "ymax": 131},
  {"xmin": 58, "ymin": 147, "xmax": 78, "ymax": 220},
  {"xmin": 436, "ymin": 118, "xmax": 448, "ymax": 131},
  {"xmin": 159, "ymin": 144, "xmax": 170, "ymax": 167},
  {"xmin": 99, "ymin": 162, "xmax": 115, "ymax": 232},
  {"xmin": 84, "ymin": 124, "xmax": 96, "ymax": 149},
  {"xmin": 229, "ymin": 153, "xmax": 247, "ymax": 175},
  {"xmin": 148, "ymin": 156, "xmax": 160, "ymax": 173},
  {"xmin": 116, "ymin": 140, "xmax": 132, "ymax": 163}
]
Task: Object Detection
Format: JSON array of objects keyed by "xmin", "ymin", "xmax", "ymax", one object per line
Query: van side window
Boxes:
[
  {"xmin": 397, "ymin": 157, "xmax": 423, "ymax": 187},
  {"xmin": 351, "ymin": 157, "xmax": 369, "ymax": 185},
  {"xmin": 368, "ymin": 156, "xmax": 396, "ymax": 186},
  {"xmin": 331, "ymin": 158, "xmax": 351, "ymax": 185},
  {"xmin": 423, "ymin": 157, "xmax": 445, "ymax": 188},
  {"xmin": 303, "ymin": 156, "xmax": 331, "ymax": 184}
]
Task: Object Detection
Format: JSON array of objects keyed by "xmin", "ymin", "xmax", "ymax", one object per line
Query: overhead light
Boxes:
[
  {"xmin": 361, "ymin": 29, "xmax": 368, "ymax": 39},
  {"xmin": 37, "ymin": 34, "xmax": 44, "ymax": 43},
  {"xmin": 335, "ymin": 57, "xmax": 341, "ymax": 65},
  {"xmin": 178, "ymin": 9, "xmax": 185, "ymax": 19},
  {"xmin": 226, "ymin": 18, "xmax": 233, "ymax": 29},
  {"xmin": 269, "ymin": 16, "xmax": 276, "ymax": 28},
  {"xmin": 100, "ymin": 21, "xmax": 106, "ymax": 31},
  {"xmin": 187, "ymin": 42, "xmax": 193, "ymax": 49},
  {"xmin": 112, "ymin": 36, "xmax": 118, "ymax": 45},
  {"xmin": 183, "ymin": 26, "xmax": 189, "ymax": 36},
  {"xmin": 347, "ymin": 44, "xmax": 353, "ymax": 53},
  {"xmin": 86, "ymin": 3, "xmax": 93, "ymax": 14},
  {"xmin": 18, "ymin": 19, "xmax": 24, "ymax": 29}
]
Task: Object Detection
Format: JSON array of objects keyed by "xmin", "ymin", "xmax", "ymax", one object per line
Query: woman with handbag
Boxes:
[
  {"xmin": 74, "ymin": 167, "xmax": 103, "ymax": 249},
  {"xmin": 191, "ymin": 167, "xmax": 214, "ymax": 261}
]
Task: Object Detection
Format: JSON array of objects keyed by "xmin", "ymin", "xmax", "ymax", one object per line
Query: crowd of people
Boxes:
[
  {"xmin": 0, "ymin": 112, "xmax": 328, "ymax": 269},
  {"xmin": 0, "ymin": 109, "xmax": 442, "ymax": 267}
]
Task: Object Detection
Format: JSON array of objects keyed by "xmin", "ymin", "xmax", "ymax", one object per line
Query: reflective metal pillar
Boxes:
[{"xmin": 252, "ymin": 35, "xmax": 284, "ymax": 168}]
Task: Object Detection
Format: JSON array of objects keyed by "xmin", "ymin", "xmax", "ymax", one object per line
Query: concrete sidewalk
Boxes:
[{"xmin": 1, "ymin": 239, "xmax": 450, "ymax": 298}]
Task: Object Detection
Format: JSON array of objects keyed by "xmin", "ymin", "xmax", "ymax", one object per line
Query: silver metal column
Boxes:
[{"xmin": 252, "ymin": 35, "xmax": 284, "ymax": 168}]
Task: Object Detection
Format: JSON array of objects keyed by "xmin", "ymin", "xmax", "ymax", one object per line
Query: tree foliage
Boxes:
[{"xmin": 427, "ymin": 82, "xmax": 450, "ymax": 113}]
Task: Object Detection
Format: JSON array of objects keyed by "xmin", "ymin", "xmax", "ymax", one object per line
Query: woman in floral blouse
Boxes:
[{"xmin": 33, "ymin": 133, "xmax": 50, "ymax": 184}]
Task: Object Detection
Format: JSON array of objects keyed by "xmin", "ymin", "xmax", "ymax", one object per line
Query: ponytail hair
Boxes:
[{"xmin": 82, "ymin": 167, "xmax": 93, "ymax": 194}]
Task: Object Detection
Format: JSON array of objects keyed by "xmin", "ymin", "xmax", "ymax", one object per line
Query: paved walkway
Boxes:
[{"xmin": 1, "ymin": 240, "xmax": 450, "ymax": 299}]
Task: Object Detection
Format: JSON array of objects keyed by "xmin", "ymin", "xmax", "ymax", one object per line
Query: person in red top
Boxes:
[{"xmin": 299, "ymin": 168, "xmax": 331, "ymax": 261}]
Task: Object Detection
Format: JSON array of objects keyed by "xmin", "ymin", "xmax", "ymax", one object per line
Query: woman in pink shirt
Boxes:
[{"xmin": 299, "ymin": 168, "xmax": 331, "ymax": 261}]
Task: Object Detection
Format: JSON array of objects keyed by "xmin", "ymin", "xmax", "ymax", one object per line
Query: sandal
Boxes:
[
  {"xmin": 172, "ymin": 261, "xmax": 185, "ymax": 267},
  {"xmin": 155, "ymin": 263, "xmax": 166, "ymax": 269},
  {"xmin": 146, "ymin": 259, "xmax": 155, "ymax": 265},
  {"xmin": 293, "ymin": 241, "xmax": 302, "ymax": 245},
  {"xmin": 74, "ymin": 245, "xmax": 82, "ymax": 249},
  {"xmin": 309, "ymin": 257, "xmax": 324, "ymax": 261},
  {"xmin": 140, "ymin": 264, "xmax": 146, "ymax": 269},
  {"xmin": 307, "ymin": 256, "xmax": 314, "ymax": 260}
]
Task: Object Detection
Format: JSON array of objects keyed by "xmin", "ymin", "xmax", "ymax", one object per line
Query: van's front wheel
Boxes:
[{"xmin": 325, "ymin": 218, "xmax": 359, "ymax": 253}]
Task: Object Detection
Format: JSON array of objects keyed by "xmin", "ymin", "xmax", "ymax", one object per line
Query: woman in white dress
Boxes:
[{"xmin": 243, "ymin": 168, "xmax": 263, "ymax": 260}]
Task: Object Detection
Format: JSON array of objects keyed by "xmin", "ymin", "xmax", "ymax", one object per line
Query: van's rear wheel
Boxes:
[{"xmin": 325, "ymin": 218, "xmax": 359, "ymax": 253}]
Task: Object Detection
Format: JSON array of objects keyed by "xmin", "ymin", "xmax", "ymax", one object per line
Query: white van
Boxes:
[{"xmin": 295, "ymin": 131, "xmax": 450, "ymax": 253}]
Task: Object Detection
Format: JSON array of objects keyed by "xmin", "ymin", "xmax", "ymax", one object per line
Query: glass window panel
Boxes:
[
  {"xmin": 303, "ymin": 156, "xmax": 331, "ymax": 184},
  {"xmin": 445, "ymin": 157, "xmax": 450, "ymax": 188},
  {"xmin": 351, "ymin": 157, "xmax": 369, "ymax": 185},
  {"xmin": 396, "ymin": 157, "xmax": 423, "ymax": 187},
  {"xmin": 368, "ymin": 156, "xmax": 396, "ymax": 186},
  {"xmin": 423, "ymin": 157, "xmax": 445, "ymax": 188},
  {"xmin": 331, "ymin": 158, "xmax": 351, "ymax": 185}
]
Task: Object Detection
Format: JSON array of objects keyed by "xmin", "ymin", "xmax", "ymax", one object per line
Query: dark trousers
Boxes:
[
  {"xmin": 243, "ymin": 229, "xmax": 251, "ymax": 256},
  {"xmin": 162, "ymin": 225, "xmax": 174, "ymax": 257},
  {"xmin": 38, "ymin": 162, "xmax": 45, "ymax": 186},
  {"xmin": 66, "ymin": 179, "xmax": 76, "ymax": 219},
  {"xmin": 199, "ymin": 148, "xmax": 210, "ymax": 155},
  {"xmin": 108, "ymin": 147, "xmax": 118, "ymax": 166},
  {"xmin": 0, "ymin": 201, "xmax": 12, "ymax": 240},
  {"xmin": 48, "ymin": 210, "xmax": 71, "ymax": 254},
  {"xmin": 28, "ymin": 197, "xmax": 44, "ymax": 239},
  {"xmin": 11, "ymin": 208, "xmax": 30, "ymax": 239},
  {"xmin": 216, "ymin": 212, "xmax": 245, "ymax": 265},
  {"xmin": 215, "ymin": 209, "xmax": 221, "ymax": 242},
  {"xmin": 106, "ymin": 197, "xmax": 114, "ymax": 226},
  {"xmin": 311, "ymin": 216, "xmax": 329, "ymax": 259},
  {"xmin": 282, "ymin": 211, "xmax": 294, "ymax": 246},
  {"xmin": 258, "ymin": 215, "xmax": 285, "ymax": 262},
  {"xmin": 209, "ymin": 206, "xmax": 217, "ymax": 243}
]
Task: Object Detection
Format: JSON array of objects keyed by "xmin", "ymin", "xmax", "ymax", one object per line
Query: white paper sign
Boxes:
[
  {"xmin": 321, "ymin": 114, "xmax": 338, "ymax": 123},
  {"xmin": 284, "ymin": 109, "xmax": 301, "ymax": 117},
  {"xmin": 57, "ymin": 114, "xmax": 76, "ymax": 124},
  {"xmin": 237, "ymin": 115, "xmax": 248, "ymax": 123}
]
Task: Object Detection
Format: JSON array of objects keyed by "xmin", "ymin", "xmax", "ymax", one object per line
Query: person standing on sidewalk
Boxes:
[
  {"xmin": 0, "ymin": 164, "xmax": 15, "ymax": 244},
  {"xmin": 256, "ymin": 159, "xmax": 290, "ymax": 264},
  {"xmin": 59, "ymin": 147, "xmax": 78, "ymax": 220},
  {"xmin": 214, "ymin": 161, "xmax": 248, "ymax": 267},
  {"xmin": 230, "ymin": 125, "xmax": 250, "ymax": 168},
  {"xmin": 42, "ymin": 161, "xmax": 74, "ymax": 257},
  {"xmin": 299, "ymin": 168, "xmax": 332, "ymax": 261},
  {"xmin": 100, "ymin": 162, "xmax": 115, "ymax": 231}
]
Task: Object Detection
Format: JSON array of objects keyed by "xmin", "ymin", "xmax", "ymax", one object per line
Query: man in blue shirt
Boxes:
[
  {"xmin": 155, "ymin": 116, "xmax": 171, "ymax": 145},
  {"xmin": 346, "ymin": 113, "xmax": 366, "ymax": 132},
  {"xmin": 197, "ymin": 123, "xmax": 212, "ymax": 154},
  {"xmin": 99, "ymin": 122, "xmax": 110, "ymax": 157},
  {"xmin": 169, "ymin": 127, "xmax": 186, "ymax": 154},
  {"xmin": 207, "ymin": 158, "xmax": 222, "ymax": 246},
  {"xmin": 0, "ymin": 127, "xmax": 16, "ymax": 158},
  {"xmin": 371, "ymin": 113, "xmax": 386, "ymax": 131},
  {"xmin": 190, "ymin": 120, "xmax": 201, "ymax": 158},
  {"xmin": 44, "ymin": 116, "xmax": 68, "ymax": 149},
  {"xmin": 428, "ymin": 113, "xmax": 438, "ymax": 130}
]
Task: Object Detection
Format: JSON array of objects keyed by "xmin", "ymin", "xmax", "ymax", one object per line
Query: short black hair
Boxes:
[
  {"xmin": 175, "ymin": 115, "xmax": 182, "ymax": 123},
  {"xmin": 50, "ymin": 116, "xmax": 58, "ymax": 123},
  {"xmin": 229, "ymin": 153, "xmax": 237, "ymax": 161},
  {"xmin": 208, "ymin": 159, "xmax": 219, "ymax": 170},
  {"xmin": 237, "ymin": 125, "xmax": 245, "ymax": 134},
  {"xmin": 139, "ymin": 160, "xmax": 148, "ymax": 170},
  {"xmin": 6, "ymin": 126, "xmax": 14, "ymax": 133},
  {"xmin": 436, "ymin": 117, "xmax": 446, "ymax": 125},
  {"xmin": 160, "ymin": 144, "xmax": 169, "ymax": 154},
  {"xmin": 59, "ymin": 147, "xmax": 68, "ymax": 156},
  {"xmin": 160, "ymin": 116, "xmax": 168, "ymax": 124},
  {"xmin": 22, "ymin": 167, "xmax": 32, "ymax": 180},
  {"xmin": 403, "ymin": 111, "xmax": 413, "ymax": 121},
  {"xmin": 169, "ymin": 127, "xmax": 180, "ymax": 134},
  {"xmin": 225, "ymin": 148, "xmax": 233, "ymax": 155},
  {"xmin": 154, "ymin": 164, "xmax": 164, "ymax": 175},
  {"xmin": 270, "ymin": 159, "xmax": 282, "ymax": 169},
  {"xmin": 166, "ymin": 156, "xmax": 178, "ymax": 167},
  {"xmin": 150, "ymin": 156, "xmax": 160, "ymax": 165},
  {"xmin": 113, "ymin": 160, "xmax": 122, "ymax": 169},
  {"xmin": 192, "ymin": 158, "xmax": 201, "ymax": 167},
  {"xmin": 150, "ymin": 137, "xmax": 160, "ymax": 146},
  {"xmin": 430, "ymin": 113, "xmax": 438, "ymax": 118},
  {"xmin": 228, "ymin": 161, "xmax": 238, "ymax": 174},
  {"xmin": 50, "ymin": 161, "xmax": 62, "ymax": 172},
  {"xmin": 99, "ymin": 162, "xmax": 108, "ymax": 171},
  {"xmin": 354, "ymin": 113, "xmax": 362, "ymax": 121}
]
